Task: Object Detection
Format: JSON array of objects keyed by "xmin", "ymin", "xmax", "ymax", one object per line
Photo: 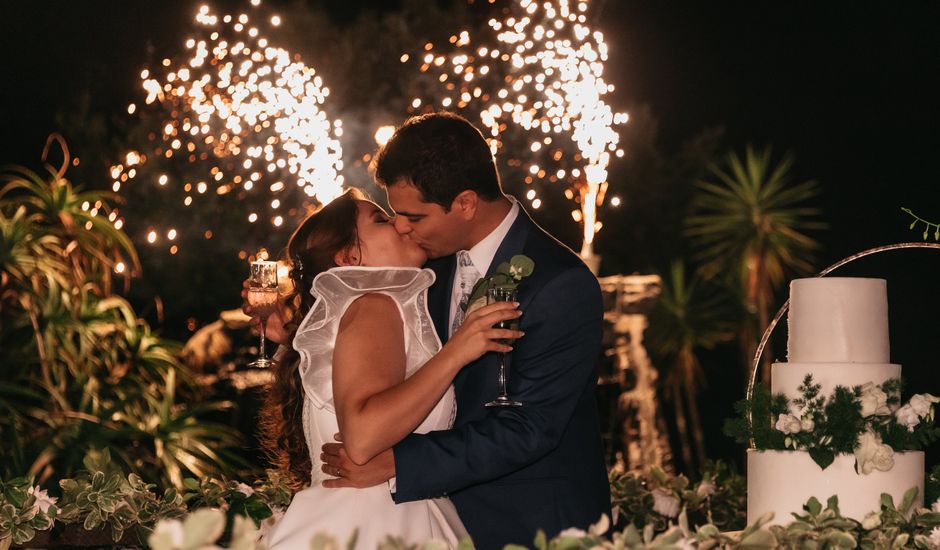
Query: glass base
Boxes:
[
  {"xmin": 248, "ymin": 357, "xmax": 277, "ymax": 369},
  {"xmin": 485, "ymin": 396, "xmax": 522, "ymax": 408}
]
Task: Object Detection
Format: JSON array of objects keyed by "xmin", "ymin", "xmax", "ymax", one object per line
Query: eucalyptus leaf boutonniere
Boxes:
[{"xmin": 461, "ymin": 254, "xmax": 535, "ymax": 315}]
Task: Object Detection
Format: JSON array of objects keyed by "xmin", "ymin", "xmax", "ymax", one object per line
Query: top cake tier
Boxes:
[{"xmin": 787, "ymin": 277, "xmax": 889, "ymax": 363}]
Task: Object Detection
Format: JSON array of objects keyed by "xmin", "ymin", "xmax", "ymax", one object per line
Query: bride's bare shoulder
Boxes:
[{"xmin": 337, "ymin": 293, "xmax": 402, "ymax": 332}]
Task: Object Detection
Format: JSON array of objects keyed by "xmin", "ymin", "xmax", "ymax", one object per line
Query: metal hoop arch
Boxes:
[{"xmin": 746, "ymin": 242, "xmax": 940, "ymax": 448}]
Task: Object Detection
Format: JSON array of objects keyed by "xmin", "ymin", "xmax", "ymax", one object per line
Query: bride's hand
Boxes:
[
  {"xmin": 445, "ymin": 301, "xmax": 524, "ymax": 366},
  {"xmin": 241, "ymin": 279, "xmax": 291, "ymax": 345}
]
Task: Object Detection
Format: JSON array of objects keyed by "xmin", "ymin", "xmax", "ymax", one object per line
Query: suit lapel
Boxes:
[
  {"xmin": 427, "ymin": 205, "xmax": 532, "ymax": 346},
  {"xmin": 484, "ymin": 205, "xmax": 532, "ymax": 277},
  {"xmin": 426, "ymin": 255, "xmax": 456, "ymax": 344}
]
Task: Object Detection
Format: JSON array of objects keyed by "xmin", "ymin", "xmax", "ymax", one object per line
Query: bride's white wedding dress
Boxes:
[{"xmin": 265, "ymin": 267, "xmax": 467, "ymax": 549}]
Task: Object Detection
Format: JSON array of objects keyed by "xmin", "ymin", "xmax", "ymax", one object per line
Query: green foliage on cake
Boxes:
[{"xmin": 725, "ymin": 374, "xmax": 940, "ymax": 471}]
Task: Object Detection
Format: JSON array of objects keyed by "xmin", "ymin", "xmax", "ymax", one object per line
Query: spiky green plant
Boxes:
[
  {"xmin": 685, "ymin": 145, "xmax": 825, "ymax": 382},
  {"xmin": 1, "ymin": 140, "xmax": 247, "ymax": 487},
  {"xmin": 647, "ymin": 261, "xmax": 736, "ymax": 472}
]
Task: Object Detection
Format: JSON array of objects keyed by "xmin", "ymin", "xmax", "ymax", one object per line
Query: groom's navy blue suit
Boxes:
[{"xmin": 392, "ymin": 207, "xmax": 610, "ymax": 549}]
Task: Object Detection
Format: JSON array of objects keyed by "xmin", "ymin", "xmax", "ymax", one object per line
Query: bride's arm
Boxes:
[{"xmin": 333, "ymin": 293, "xmax": 521, "ymax": 466}]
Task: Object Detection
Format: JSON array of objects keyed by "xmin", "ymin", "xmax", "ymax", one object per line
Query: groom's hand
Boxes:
[{"xmin": 321, "ymin": 435, "xmax": 395, "ymax": 488}]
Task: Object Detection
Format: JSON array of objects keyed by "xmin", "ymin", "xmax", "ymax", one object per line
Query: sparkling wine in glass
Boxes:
[
  {"xmin": 485, "ymin": 286, "xmax": 522, "ymax": 408},
  {"xmin": 248, "ymin": 260, "xmax": 279, "ymax": 368}
]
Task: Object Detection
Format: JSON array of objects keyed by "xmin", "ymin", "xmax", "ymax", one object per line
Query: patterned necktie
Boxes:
[{"xmin": 450, "ymin": 250, "xmax": 481, "ymax": 336}]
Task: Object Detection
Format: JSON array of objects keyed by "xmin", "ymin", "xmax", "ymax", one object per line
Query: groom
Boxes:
[{"xmin": 322, "ymin": 112, "xmax": 610, "ymax": 548}]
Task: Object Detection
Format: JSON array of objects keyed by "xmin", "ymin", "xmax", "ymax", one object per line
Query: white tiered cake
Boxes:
[{"xmin": 747, "ymin": 278, "xmax": 924, "ymax": 523}]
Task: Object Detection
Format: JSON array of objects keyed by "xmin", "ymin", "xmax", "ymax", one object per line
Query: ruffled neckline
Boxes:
[{"xmin": 310, "ymin": 266, "xmax": 436, "ymax": 302}]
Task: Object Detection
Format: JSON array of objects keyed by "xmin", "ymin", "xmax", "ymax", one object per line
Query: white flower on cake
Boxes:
[
  {"xmin": 775, "ymin": 413, "xmax": 803, "ymax": 434},
  {"xmin": 696, "ymin": 479, "xmax": 716, "ymax": 498},
  {"xmin": 800, "ymin": 417, "xmax": 815, "ymax": 431},
  {"xmin": 854, "ymin": 431, "xmax": 895, "ymax": 474},
  {"xmin": 651, "ymin": 488, "xmax": 680, "ymax": 518},
  {"xmin": 859, "ymin": 382, "xmax": 891, "ymax": 417},
  {"xmin": 895, "ymin": 404, "xmax": 921, "ymax": 431},
  {"xmin": 235, "ymin": 482, "xmax": 254, "ymax": 496},
  {"xmin": 909, "ymin": 393, "xmax": 940, "ymax": 418},
  {"xmin": 27, "ymin": 485, "xmax": 57, "ymax": 514}
]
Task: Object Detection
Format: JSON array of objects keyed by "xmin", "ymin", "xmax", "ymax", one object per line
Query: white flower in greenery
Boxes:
[
  {"xmin": 854, "ymin": 431, "xmax": 895, "ymax": 475},
  {"xmin": 229, "ymin": 515, "xmax": 261, "ymax": 550},
  {"xmin": 651, "ymin": 488, "xmax": 680, "ymax": 518},
  {"xmin": 235, "ymin": 482, "xmax": 255, "ymax": 496},
  {"xmin": 149, "ymin": 518, "xmax": 185, "ymax": 550},
  {"xmin": 859, "ymin": 382, "xmax": 891, "ymax": 417},
  {"xmin": 930, "ymin": 526, "xmax": 940, "ymax": 548},
  {"xmin": 150, "ymin": 508, "xmax": 226, "ymax": 550},
  {"xmin": 775, "ymin": 413, "xmax": 802, "ymax": 434},
  {"xmin": 861, "ymin": 511, "xmax": 882, "ymax": 530},
  {"xmin": 895, "ymin": 404, "xmax": 920, "ymax": 431},
  {"xmin": 696, "ymin": 479, "xmax": 716, "ymax": 498},
  {"xmin": 556, "ymin": 527, "xmax": 587, "ymax": 539},
  {"xmin": 588, "ymin": 514, "xmax": 610, "ymax": 537},
  {"xmin": 909, "ymin": 394, "xmax": 940, "ymax": 418},
  {"xmin": 27, "ymin": 486, "xmax": 57, "ymax": 514}
]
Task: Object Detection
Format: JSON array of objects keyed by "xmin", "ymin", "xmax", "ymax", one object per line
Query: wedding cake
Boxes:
[{"xmin": 747, "ymin": 277, "xmax": 925, "ymax": 524}]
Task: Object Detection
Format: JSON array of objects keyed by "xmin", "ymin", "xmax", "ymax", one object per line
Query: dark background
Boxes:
[{"xmin": 2, "ymin": 0, "xmax": 939, "ymax": 472}]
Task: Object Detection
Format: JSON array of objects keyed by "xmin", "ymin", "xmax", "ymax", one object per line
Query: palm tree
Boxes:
[
  {"xmin": 685, "ymin": 145, "xmax": 825, "ymax": 384},
  {"xmin": 647, "ymin": 261, "xmax": 737, "ymax": 472}
]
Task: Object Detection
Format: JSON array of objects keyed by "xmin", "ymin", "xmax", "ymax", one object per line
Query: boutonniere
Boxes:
[{"xmin": 461, "ymin": 254, "xmax": 536, "ymax": 315}]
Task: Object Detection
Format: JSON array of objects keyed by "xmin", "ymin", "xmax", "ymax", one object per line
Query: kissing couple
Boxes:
[{"xmin": 244, "ymin": 112, "xmax": 610, "ymax": 549}]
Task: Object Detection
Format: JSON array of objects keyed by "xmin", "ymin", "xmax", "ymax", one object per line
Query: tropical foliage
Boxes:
[
  {"xmin": 646, "ymin": 262, "xmax": 737, "ymax": 473},
  {"xmin": 0, "ymin": 139, "xmax": 247, "ymax": 488},
  {"xmin": 685, "ymin": 145, "xmax": 825, "ymax": 383}
]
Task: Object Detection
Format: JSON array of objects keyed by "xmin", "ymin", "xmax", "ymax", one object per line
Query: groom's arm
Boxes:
[{"xmin": 391, "ymin": 266, "xmax": 603, "ymax": 501}]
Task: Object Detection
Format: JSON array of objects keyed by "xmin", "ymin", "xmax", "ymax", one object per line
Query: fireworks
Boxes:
[
  {"xmin": 406, "ymin": 0, "xmax": 627, "ymax": 258},
  {"xmin": 110, "ymin": 1, "xmax": 343, "ymax": 252}
]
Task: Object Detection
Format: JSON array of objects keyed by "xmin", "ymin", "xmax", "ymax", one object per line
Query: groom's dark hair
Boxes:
[{"xmin": 372, "ymin": 111, "xmax": 502, "ymax": 209}]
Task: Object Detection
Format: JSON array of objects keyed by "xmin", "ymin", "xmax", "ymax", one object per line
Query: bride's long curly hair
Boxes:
[{"xmin": 258, "ymin": 188, "xmax": 363, "ymax": 490}]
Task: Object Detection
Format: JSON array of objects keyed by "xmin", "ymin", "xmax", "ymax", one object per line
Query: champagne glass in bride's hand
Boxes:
[
  {"xmin": 247, "ymin": 260, "xmax": 279, "ymax": 368},
  {"xmin": 485, "ymin": 286, "xmax": 523, "ymax": 408}
]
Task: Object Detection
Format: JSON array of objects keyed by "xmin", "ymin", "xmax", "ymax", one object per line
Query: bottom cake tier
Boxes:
[{"xmin": 747, "ymin": 449, "xmax": 924, "ymax": 524}]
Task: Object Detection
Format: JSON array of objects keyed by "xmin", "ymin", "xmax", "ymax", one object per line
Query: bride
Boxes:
[{"xmin": 247, "ymin": 189, "xmax": 523, "ymax": 548}]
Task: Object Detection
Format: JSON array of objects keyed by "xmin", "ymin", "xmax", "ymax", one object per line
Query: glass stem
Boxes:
[
  {"xmin": 259, "ymin": 317, "xmax": 268, "ymax": 359},
  {"xmin": 497, "ymin": 353, "xmax": 509, "ymax": 398}
]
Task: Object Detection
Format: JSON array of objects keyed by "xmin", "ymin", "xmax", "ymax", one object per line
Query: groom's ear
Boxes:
[{"xmin": 451, "ymin": 190, "xmax": 478, "ymax": 220}]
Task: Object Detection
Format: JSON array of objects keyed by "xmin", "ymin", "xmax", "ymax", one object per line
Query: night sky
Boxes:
[
  {"xmin": 2, "ymin": 1, "xmax": 939, "ymax": 467},
  {"xmin": 3, "ymin": 1, "xmax": 939, "ymax": 257}
]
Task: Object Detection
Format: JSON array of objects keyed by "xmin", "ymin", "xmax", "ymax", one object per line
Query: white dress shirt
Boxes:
[{"xmin": 448, "ymin": 200, "xmax": 520, "ymax": 336}]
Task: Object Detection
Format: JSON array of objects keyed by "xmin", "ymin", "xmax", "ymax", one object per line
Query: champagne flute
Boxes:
[
  {"xmin": 485, "ymin": 286, "xmax": 523, "ymax": 408},
  {"xmin": 247, "ymin": 260, "xmax": 279, "ymax": 368}
]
